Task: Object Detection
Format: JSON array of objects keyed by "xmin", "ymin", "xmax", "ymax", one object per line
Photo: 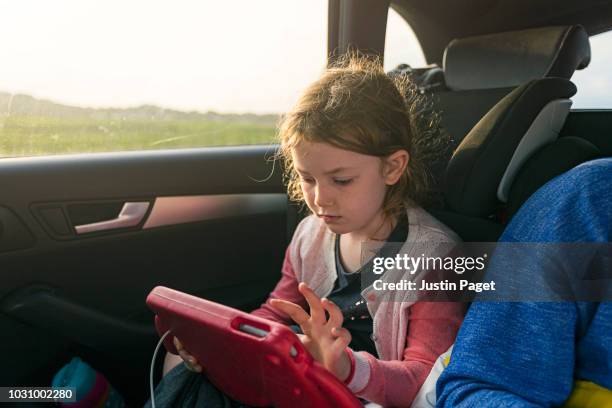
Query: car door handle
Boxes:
[{"xmin": 74, "ymin": 201, "xmax": 150, "ymax": 234}]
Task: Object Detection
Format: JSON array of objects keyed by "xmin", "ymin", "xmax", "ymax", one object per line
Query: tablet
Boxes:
[{"xmin": 146, "ymin": 286, "xmax": 362, "ymax": 408}]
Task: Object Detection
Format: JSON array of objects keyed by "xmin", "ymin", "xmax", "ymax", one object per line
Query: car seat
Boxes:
[
  {"xmin": 435, "ymin": 25, "xmax": 589, "ymax": 149},
  {"xmin": 390, "ymin": 25, "xmax": 591, "ymax": 206},
  {"xmin": 432, "ymin": 77, "xmax": 579, "ymax": 241}
]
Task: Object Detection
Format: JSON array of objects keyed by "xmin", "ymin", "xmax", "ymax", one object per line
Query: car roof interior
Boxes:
[
  {"xmin": 328, "ymin": 0, "xmax": 612, "ymax": 66},
  {"xmin": 390, "ymin": 0, "xmax": 612, "ymax": 64}
]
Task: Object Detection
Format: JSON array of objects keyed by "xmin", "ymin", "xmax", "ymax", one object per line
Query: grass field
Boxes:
[{"xmin": 0, "ymin": 114, "xmax": 279, "ymax": 157}]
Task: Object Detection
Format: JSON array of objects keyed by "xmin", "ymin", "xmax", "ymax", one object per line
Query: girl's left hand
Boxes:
[{"xmin": 270, "ymin": 282, "xmax": 352, "ymax": 382}]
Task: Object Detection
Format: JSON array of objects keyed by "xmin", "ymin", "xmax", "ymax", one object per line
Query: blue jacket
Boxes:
[{"xmin": 436, "ymin": 158, "xmax": 612, "ymax": 407}]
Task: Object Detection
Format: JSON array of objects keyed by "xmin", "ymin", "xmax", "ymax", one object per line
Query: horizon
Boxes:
[{"xmin": 0, "ymin": 91, "xmax": 280, "ymax": 117}]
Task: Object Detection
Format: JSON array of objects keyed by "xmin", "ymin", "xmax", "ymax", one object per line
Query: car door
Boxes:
[{"xmin": 0, "ymin": 146, "xmax": 294, "ymax": 403}]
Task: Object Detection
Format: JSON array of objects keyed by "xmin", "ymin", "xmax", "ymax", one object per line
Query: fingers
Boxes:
[
  {"xmin": 173, "ymin": 336, "xmax": 183, "ymax": 351},
  {"xmin": 173, "ymin": 337, "xmax": 202, "ymax": 373},
  {"xmin": 270, "ymin": 298, "xmax": 310, "ymax": 326},
  {"xmin": 298, "ymin": 283, "xmax": 326, "ymax": 324},
  {"xmin": 181, "ymin": 350, "xmax": 202, "ymax": 373},
  {"xmin": 321, "ymin": 298, "xmax": 343, "ymax": 329},
  {"xmin": 332, "ymin": 327, "xmax": 352, "ymax": 344},
  {"xmin": 330, "ymin": 327, "xmax": 352, "ymax": 356}
]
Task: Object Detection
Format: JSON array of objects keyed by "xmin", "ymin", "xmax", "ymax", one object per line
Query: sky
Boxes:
[
  {"xmin": 567, "ymin": 33, "xmax": 612, "ymax": 109},
  {"xmin": 0, "ymin": 1, "xmax": 607, "ymax": 114}
]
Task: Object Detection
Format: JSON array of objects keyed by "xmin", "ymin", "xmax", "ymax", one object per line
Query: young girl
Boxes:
[{"xmin": 151, "ymin": 54, "xmax": 465, "ymax": 408}]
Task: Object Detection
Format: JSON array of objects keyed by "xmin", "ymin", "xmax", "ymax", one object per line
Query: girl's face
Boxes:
[{"xmin": 291, "ymin": 140, "xmax": 406, "ymax": 240}]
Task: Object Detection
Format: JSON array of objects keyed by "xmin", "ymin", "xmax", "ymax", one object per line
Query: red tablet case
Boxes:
[{"xmin": 146, "ymin": 286, "xmax": 362, "ymax": 408}]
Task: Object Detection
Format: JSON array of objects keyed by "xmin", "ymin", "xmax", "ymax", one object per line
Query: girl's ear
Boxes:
[{"xmin": 383, "ymin": 150, "xmax": 409, "ymax": 185}]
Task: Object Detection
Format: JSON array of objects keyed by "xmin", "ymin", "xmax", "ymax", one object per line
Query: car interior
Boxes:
[{"xmin": 0, "ymin": 0, "xmax": 611, "ymax": 406}]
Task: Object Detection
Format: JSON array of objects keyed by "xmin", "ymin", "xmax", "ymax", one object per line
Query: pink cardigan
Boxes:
[{"xmin": 252, "ymin": 205, "xmax": 465, "ymax": 407}]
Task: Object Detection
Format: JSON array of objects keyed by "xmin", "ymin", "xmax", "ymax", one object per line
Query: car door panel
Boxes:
[{"xmin": 0, "ymin": 145, "xmax": 291, "ymax": 404}]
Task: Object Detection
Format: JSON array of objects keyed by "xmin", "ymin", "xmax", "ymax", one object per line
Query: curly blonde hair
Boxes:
[{"xmin": 277, "ymin": 52, "xmax": 446, "ymax": 221}]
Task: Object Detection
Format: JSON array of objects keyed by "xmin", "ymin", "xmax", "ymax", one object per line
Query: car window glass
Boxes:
[
  {"xmin": 0, "ymin": 0, "xmax": 327, "ymax": 157},
  {"xmin": 571, "ymin": 31, "xmax": 612, "ymax": 109},
  {"xmin": 384, "ymin": 7, "xmax": 426, "ymax": 72}
]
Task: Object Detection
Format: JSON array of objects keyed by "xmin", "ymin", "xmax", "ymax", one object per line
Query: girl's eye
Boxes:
[
  {"xmin": 334, "ymin": 178, "xmax": 353, "ymax": 186},
  {"xmin": 300, "ymin": 177, "xmax": 315, "ymax": 184}
]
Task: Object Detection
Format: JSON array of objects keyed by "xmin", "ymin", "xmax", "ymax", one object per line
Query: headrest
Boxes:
[
  {"xmin": 443, "ymin": 25, "xmax": 591, "ymax": 91},
  {"xmin": 445, "ymin": 78, "xmax": 577, "ymax": 217}
]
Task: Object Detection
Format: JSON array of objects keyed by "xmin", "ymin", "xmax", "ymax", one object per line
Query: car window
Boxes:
[
  {"xmin": 383, "ymin": 7, "xmax": 426, "ymax": 72},
  {"xmin": 570, "ymin": 31, "xmax": 612, "ymax": 109},
  {"xmin": 0, "ymin": 1, "xmax": 327, "ymax": 157}
]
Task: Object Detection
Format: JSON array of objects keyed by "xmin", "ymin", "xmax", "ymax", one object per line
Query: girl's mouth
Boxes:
[{"xmin": 320, "ymin": 215, "xmax": 341, "ymax": 222}]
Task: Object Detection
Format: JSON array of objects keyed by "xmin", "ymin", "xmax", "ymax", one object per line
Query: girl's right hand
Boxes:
[
  {"xmin": 173, "ymin": 337, "xmax": 203, "ymax": 373},
  {"xmin": 270, "ymin": 283, "xmax": 352, "ymax": 381}
]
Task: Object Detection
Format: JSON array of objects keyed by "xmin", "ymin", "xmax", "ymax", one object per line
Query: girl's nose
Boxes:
[{"xmin": 314, "ymin": 184, "xmax": 334, "ymax": 207}]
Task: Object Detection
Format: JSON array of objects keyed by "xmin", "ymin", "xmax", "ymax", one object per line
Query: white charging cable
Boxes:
[{"xmin": 150, "ymin": 330, "xmax": 172, "ymax": 408}]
